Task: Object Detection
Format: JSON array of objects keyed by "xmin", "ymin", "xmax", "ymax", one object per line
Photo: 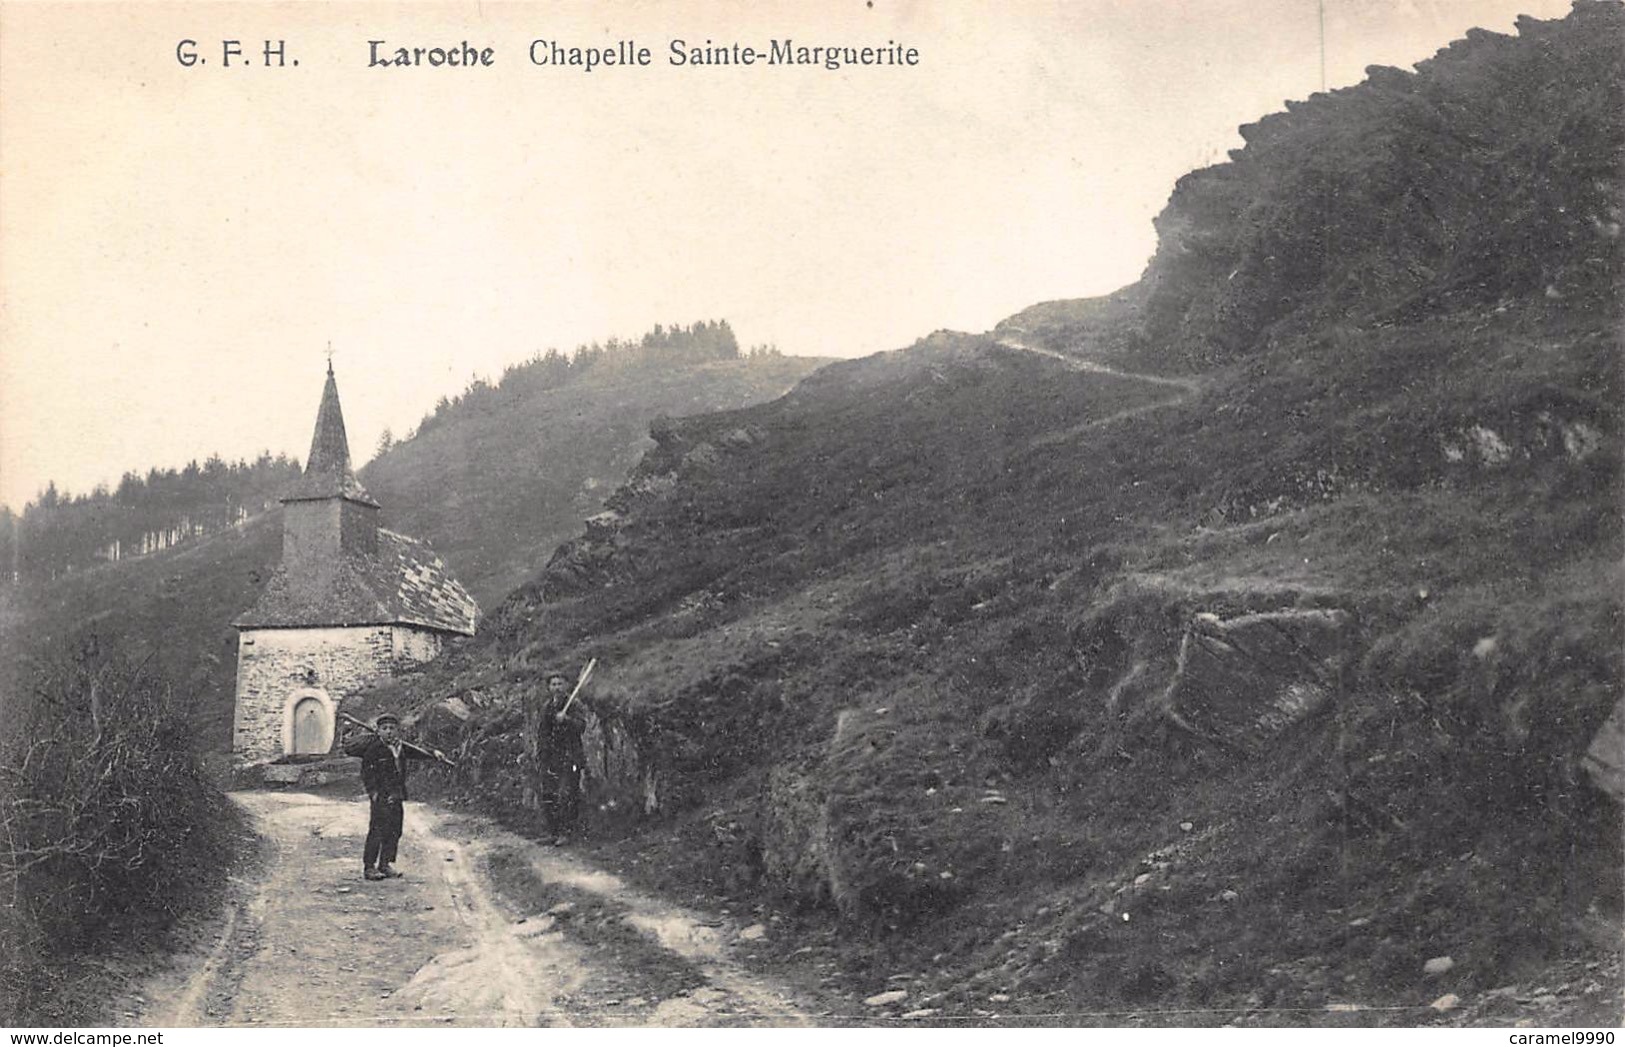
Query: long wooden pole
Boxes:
[
  {"xmin": 557, "ymin": 658, "xmax": 597, "ymax": 719},
  {"xmin": 339, "ymin": 711, "xmax": 456, "ymax": 766}
]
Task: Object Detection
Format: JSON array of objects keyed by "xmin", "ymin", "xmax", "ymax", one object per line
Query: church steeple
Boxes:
[
  {"xmin": 306, "ymin": 358, "xmax": 350, "ymax": 477},
  {"xmin": 283, "ymin": 363, "xmax": 379, "ymax": 507},
  {"xmin": 280, "ymin": 363, "xmax": 381, "ymax": 571}
]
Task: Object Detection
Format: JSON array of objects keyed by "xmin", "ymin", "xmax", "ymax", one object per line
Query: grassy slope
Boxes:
[
  {"xmin": 364, "ymin": 355, "xmax": 824, "ymax": 607},
  {"xmin": 0, "ymin": 354, "xmax": 826, "ymax": 750},
  {"xmin": 378, "ymin": 7, "xmax": 1623, "ymax": 1026},
  {"xmin": 397, "ymin": 310, "xmax": 1620, "ymax": 1023}
]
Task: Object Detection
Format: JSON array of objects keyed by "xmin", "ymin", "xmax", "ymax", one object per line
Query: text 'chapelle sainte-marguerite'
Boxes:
[{"xmin": 366, "ymin": 38, "xmax": 921, "ymax": 71}]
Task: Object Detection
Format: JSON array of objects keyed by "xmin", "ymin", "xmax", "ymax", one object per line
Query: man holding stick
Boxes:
[
  {"xmin": 531, "ymin": 662, "xmax": 593, "ymax": 843},
  {"xmin": 340, "ymin": 712, "xmax": 450, "ymax": 881}
]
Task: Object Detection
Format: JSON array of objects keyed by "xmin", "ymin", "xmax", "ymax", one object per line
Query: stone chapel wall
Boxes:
[
  {"xmin": 232, "ymin": 626, "xmax": 394, "ymax": 764},
  {"xmin": 232, "ymin": 625, "xmax": 454, "ymax": 764}
]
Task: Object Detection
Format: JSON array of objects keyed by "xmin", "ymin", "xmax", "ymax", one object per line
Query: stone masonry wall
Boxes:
[
  {"xmin": 392, "ymin": 625, "xmax": 445, "ymax": 663},
  {"xmin": 235, "ymin": 626, "xmax": 383, "ymax": 764},
  {"xmin": 233, "ymin": 624, "xmax": 452, "ymax": 764}
]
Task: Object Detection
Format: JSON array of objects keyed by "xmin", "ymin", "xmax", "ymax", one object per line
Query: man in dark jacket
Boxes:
[
  {"xmin": 342, "ymin": 713, "xmax": 445, "ymax": 881},
  {"xmin": 531, "ymin": 672, "xmax": 589, "ymax": 842}
]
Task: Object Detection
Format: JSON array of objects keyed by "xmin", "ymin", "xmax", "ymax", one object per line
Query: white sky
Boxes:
[{"xmin": 0, "ymin": 0, "xmax": 1573, "ymax": 510}]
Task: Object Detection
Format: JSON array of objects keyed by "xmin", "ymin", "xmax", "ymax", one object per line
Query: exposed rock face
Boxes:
[
  {"xmin": 1164, "ymin": 609, "xmax": 1353, "ymax": 753},
  {"xmin": 1138, "ymin": 4, "xmax": 1624, "ymax": 371},
  {"xmin": 1582, "ymin": 697, "xmax": 1625, "ymax": 802},
  {"xmin": 1439, "ymin": 409, "xmax": 1610, "ymax": 469},
  {"xmin": 761, "ymin": 767, "xmax": 836, "ymax": 909}
]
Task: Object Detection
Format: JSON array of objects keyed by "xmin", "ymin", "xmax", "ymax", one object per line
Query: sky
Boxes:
[{"xmin": 0, "ymin": 0, "xmax": 1576, "ymax": 511}]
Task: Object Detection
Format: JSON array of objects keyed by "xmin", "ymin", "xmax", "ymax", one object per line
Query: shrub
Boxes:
[{"xmin": 0, "ymin": 639, "xmax": 242, "ymax": 1023}]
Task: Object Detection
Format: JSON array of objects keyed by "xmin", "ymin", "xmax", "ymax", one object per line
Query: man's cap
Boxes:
[{"xmin": 375, "ymin": 713, "xmax": 401, "ymax": 726}]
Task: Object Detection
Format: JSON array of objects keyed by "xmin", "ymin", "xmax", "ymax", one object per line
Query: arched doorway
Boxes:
[
  {"xmin": 281, "ymin": 688, "xmax": 334, "ymax": 756},
  {"xmin": 291, "ymin": 697, "xmax": 327, "ymax": 753}
]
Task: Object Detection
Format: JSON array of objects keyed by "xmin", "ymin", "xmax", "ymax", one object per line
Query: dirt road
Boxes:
[{"xmin": 136, "ymin": 791, "xmax": 809, "ymax": 1028}]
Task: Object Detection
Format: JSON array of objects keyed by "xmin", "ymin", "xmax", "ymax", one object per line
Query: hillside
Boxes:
[
  {"xmin": 998, "ymin": 3, "xmax": 1622, "ymax": 377},
  {"xmin": 372, "ymin": 5, "xmax": 1623, "ymax": 1026},
  {"xmin": 0, "ymin": 455, "xmax": 301, "ymax": 587},
  {"xmin": 364, "ymin": 353, "xmax": 817, "ymax": 607},
  {"xmin": 0, "ymin": 331, "xmax": 827, "ymax": 750}
]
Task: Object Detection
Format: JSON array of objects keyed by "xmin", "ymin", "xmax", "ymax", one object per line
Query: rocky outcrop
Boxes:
[
  {"xmin": 1163, "ymin": 609, "xmax": 1354, "ymax": 753},
  {"xmin": 1582, "ymin": 696, "xmax": 1625, "ymax": 801},
  {"xmin": 1439, "ymin": 409, "xmax": 1610, "ymax": 469},
  {"xmin": 1136, "ymin": 3, "xmax": 1624, "ymax": 370}
]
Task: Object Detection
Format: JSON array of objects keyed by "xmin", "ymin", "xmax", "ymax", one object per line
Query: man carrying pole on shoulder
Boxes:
[{"xmin": 340, "ymin": 712, "xmax": 450, "ymax": 881}]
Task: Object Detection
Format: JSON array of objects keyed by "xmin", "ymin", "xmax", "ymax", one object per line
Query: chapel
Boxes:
[{"xmin": 230, "ymin": 363, "xmax": 478, "ymax": 765}]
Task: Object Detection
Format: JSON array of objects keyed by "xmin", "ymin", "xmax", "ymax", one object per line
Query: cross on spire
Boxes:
[{"xmin": 326, "ymin": 341, "xmax": 334, "ymax": 375}]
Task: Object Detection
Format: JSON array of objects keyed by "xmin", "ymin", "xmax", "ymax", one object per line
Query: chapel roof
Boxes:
[{"xmin": 234, "ymin": 528, "xmax": 478, "ymax": 634}]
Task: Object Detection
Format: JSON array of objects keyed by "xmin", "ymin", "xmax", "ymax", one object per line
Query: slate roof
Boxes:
[
  {"xmin": 284, "ymin": 363, "xmax": 379, "ymax": 506},
  {"xmin": 234, "ymin": 529, "xmax": 478, "ymax": 634}
]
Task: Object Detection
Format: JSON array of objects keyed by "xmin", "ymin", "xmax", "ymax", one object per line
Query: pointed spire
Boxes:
[
  {"xmin": 283, "ymin": 364, "xmax": 379, "ymax": 505},
  {"xmin": 306, "ymin": 368, "xmax": 350, "ymax": 477}
]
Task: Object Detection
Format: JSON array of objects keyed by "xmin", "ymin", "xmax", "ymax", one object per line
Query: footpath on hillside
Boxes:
[
  {"xmin": 992, "ymin": 332, "xmax": 1200, "ymax": 391},
  {"xmin": 128, "ymin": 792, "xmax": 810, "ymax": 1028},
  {"xmin": 990, "ymin": 333, "xmax": 1201, "ymax": 448}
]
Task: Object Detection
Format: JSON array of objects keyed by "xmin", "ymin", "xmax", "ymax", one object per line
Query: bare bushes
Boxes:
[{"xmin": 0, "ymin": 640, "xmax": 242, "ymax": 1020}]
